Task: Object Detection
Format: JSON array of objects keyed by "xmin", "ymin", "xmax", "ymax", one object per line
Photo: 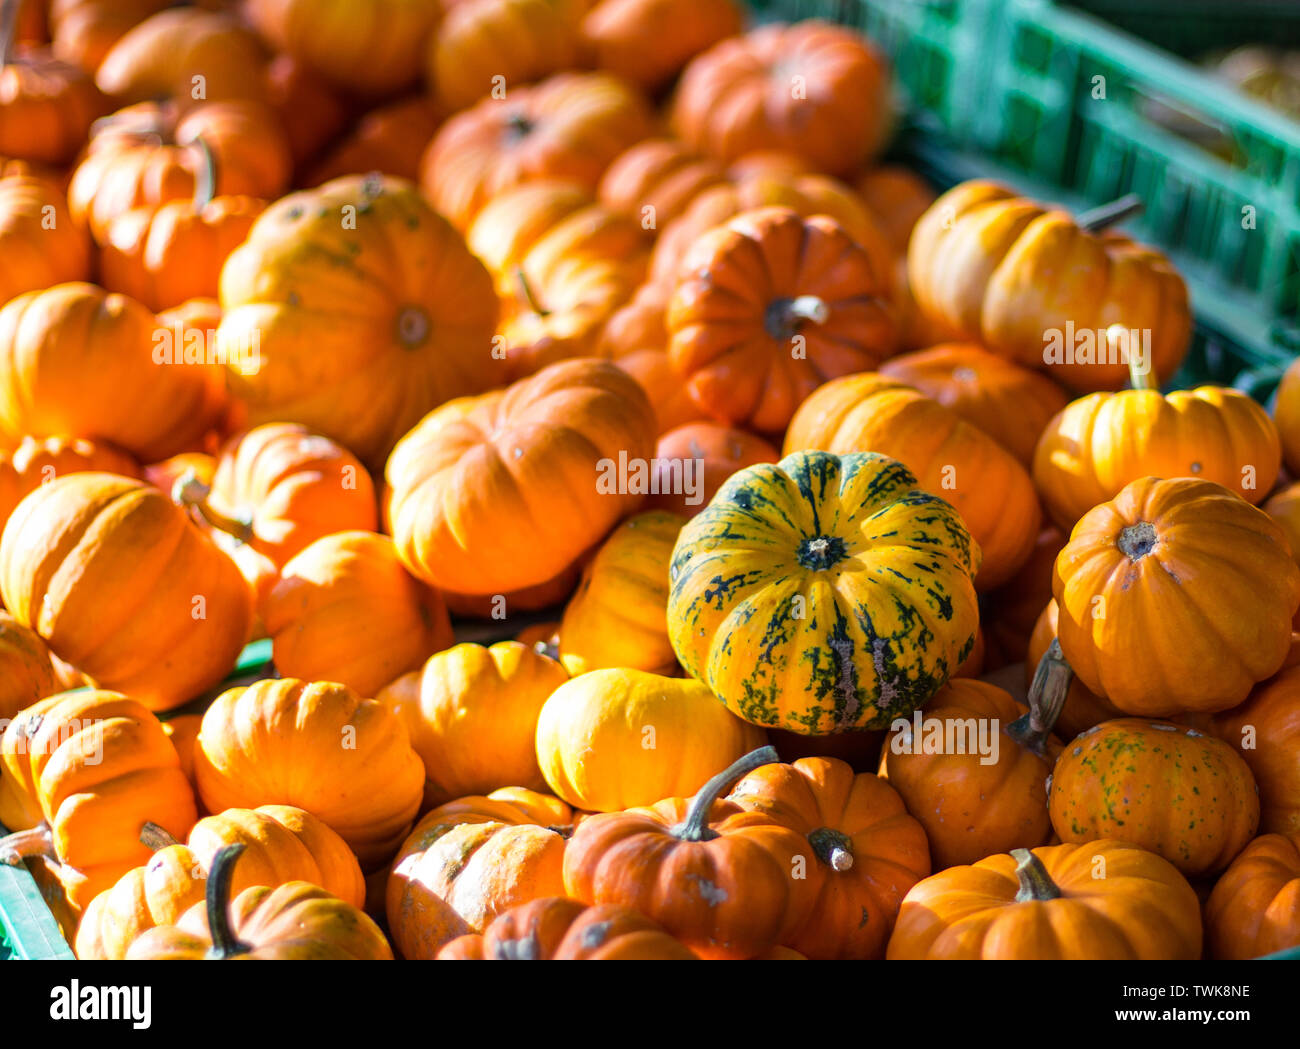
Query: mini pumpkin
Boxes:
[
  {"xmin": 854, "ymin": 164, "xmax": 937, "ymax": 256},
  {"xmin": 597, "ymin": 139, "xmax": 729, "ymax": 234},
  {"xmin": 644, "ymin": 422, "xmax": 778, "ymax": 518},
  {"xmin": 0, "ymin": 434, "xmax": 140, "ymax": 535},
  {"xmin": 0, "ymin": 609, "xmax": 56, "ymax": 721},
  {"xmin": 1026, "ymin": 600, "xmax": 1123, "ymax": 741},
  {"xmin": 583, "ymin": 0, "xmax": 742, "ymax": 92},
  {"xmin": 1204, "ymin": 831, "xmax": 1300, "ymax": 960},
  {"xmin": 668, "ymin": 450, "xmax": 980, "ymax": 733},
  {"xmin": 307, "ymin": 94, "xmax": 442, "ymax": 186},
  {"xmin": 1274, "ymin": 354, "xmax": 1300, "ymax": 476},
  {"xmin": 0, "ymin": 173, "xmax": 91, "ymax": 308}
]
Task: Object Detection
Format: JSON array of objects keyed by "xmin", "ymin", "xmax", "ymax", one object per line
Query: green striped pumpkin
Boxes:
[{"xmin": 667, "ymin": 450, "xmax": 981, "ymax": 734}]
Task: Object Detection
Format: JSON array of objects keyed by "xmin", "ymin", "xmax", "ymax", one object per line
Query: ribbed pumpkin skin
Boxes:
[
  {"xmin": 0, "ymin": 690, "xmax": 197, "ymax": 910},
  {"xmin": 0, "ymin": 611, "xmax": 56, "ymax": 721},
  {"xmin": 1053, "ymin": 476, "xmax": 1300, "ymax": 716},
  {"xmin": 535, "ymin": 668, "xmax": 767, "ymax": 811},
  {"xmin": 559, "ymin": 510, "xmax": 685, "ymax": 675},
  {"xmin": 887, "ymin": 841, "xmax": 1202, "ymax": 960},
  {"xmin": 0, "ymin": 435, "xmax": 140, "ymax": 535},
  {"xmin": 1033, "ymin": 385, "xmax": 1281, "ymax": 530},
  {"xmin": 438, "ymin": 897, "xmax": 699, "ymax": 960},
  {"xmin": 193, "ymin": 678, "xmax": 425, "ymax": 870},
  {"xmin": 218, "ymin": 175, "xmax": 500, "ymax": 469},
  {"xmin": 1026, "ymin": 601, "xmax": 1123, "ymax": 741},
  {"xmin": 74, "ymin": 804, "xmax": 365, "ymax": 960},
  {"xmin": 907, "ymin": 180, "xmax": 1191, "ymax": 392},
  {"xmin": 582, "ymin": 0, "xmax": 744, "ymax": 92},
  {"xmin": 385, "ymin": 358, "xmax": 656, "ymax": 595},
  {"xmin": 1275, "ymin": 355, "xmax": 1300, "ymax": 475},
  {"xmin": 387, "ymin": 788, "xmax": 574, "ymax": 957},
  {"xmin": 0, "ymin": 473, "xmax": 252, "ymax": 711},
  {"xmin": 784, "ymin": 373, "xmax": 1041, "ymax": 590},
  {"xmin": 1205, "ymin": 832, "xmax": 1300, "ymax": 960},
  {"xmin": 597, "ymin": 139, "xmax": 729, "ymax": 232},
  {"xmin": 645, "ymin": 422, "xmax": 779, "ymax": 518},
  {"xmin": 1049, "ymin": 719, "xmax": 1260, "ymax": 877},
  {"xmin": 0, "ymin": 175, "xmax": 91, "ymax": 307},
  {"xmin": 0, "ymin": 40, "xmax": 104, "ymax": 166},
  {"xmin": 668, "ymin": 451, "xmax": 980, "ymax": 734}
]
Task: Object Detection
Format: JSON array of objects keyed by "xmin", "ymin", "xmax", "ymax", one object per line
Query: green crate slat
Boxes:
[
  {"xmin": 0, "ymin": 823, "xmax": 76, "ymax": 960},
  {"xmin": 1067, "ymin": 1, "xmax": 1300, "ymax": 57}
]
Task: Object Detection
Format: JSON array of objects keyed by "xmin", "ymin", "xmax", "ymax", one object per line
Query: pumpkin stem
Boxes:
[
  {"xmin": 1075, "ymin": 193, "xmax": 1144, "ymax": 234},
  {"xmin": 0, "ymin": 0, "xmax": 17, "ymax": 68},
  {"xmin": 1121, "ymin": 333, "xmax": 1156, "ymax": 391},
  {"xmin": 0, "ymin": 824, "xmax": 56, "ymax": 866},
  {"xmin": 807, "ymin": 827, "xmax": 854, "ymax": 871},
  {"xmin": 1007, "ymin": 638, "xmax": 1073, "ymax": 756},
  {"xmin": 1011, "ymin": 848, "xmax": 1062, "ymax": 903},
  {"xmin": 140, "ymin": 821, "xmax": 180, "ymax": 851},
  {"xmin": 189, "ymin": 135, "xmax": 217, "ymax": 212},
  {"xmin": 765, "ymin": 295, "xmax": 830, "ymax": 341},
  {"xmin": 204, "ymin": 843, "xmax": 253, "ymax": 960},
  {"xmin": 514, "ymin": 266, "xmax": 550, "ymax": 318},
  {"xmin": 671, "ymin": 745, "xmax": 779, "ymax": 843},
  {"xmin": 173, "ymin": 472, "xmax": 254, "ymax": 545},
  {"xmin": 1118, "ymin": 521, "xmax": 1158, "ymax": 561}
]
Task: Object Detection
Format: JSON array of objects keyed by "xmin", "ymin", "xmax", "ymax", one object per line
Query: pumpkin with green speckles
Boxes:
[
  {"xmin": 666, "ymin": 450, "xmax": 980, "ymax": 734},
  {"xmin": 1048, "ymin": 717, "xmax": 1260, "ymax": 877}
]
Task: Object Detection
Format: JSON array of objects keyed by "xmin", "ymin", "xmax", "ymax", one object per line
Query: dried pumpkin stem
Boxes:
[
  {"xmin": 0, "ymin": 0, "xmax": 17, "ymax": 68},
  {"xmin": 807, "ymin": 826, "xmax": 855, "ymax": 871},
  {"xmin": 0, "ymin": 823, "xmax": 56, "ymax": 865},
  {"xmin": 189, "ymin": 135, "xmax": 217, "ymax": 212},
  {"xmin": 1011, "ymin": 848, "xmax": 1062, "ymax": 903},
  {"xmin": 1125, "ymin": 341, "xmax": 1155, "ymax": 391},
  {"xmin": 173, "ymin": 472, "xmax": 254, "ymax": 545},
  {"xmin": 766, "ymin": 295, "xmax": 830, "ymax": 340},
  {"xmin": 1007, "ymin": 638, "xmax": 1073, "ymax": 756},
  {"xmin": 140, "ymin": 821, "xmax": 180, "ymax": 851},
  {"xmin": 514, "ymin": 266, "xmax": 550, "ymax": 317},
  {"xmin": 671, "ymin": 745, "xmax": 779, "ymax": 843},
  {"xmin": 1076, "ymin": 193, "xmax": 1144, "ymax": 234},
  {"xmin": 204, "ymin": 843, "xmax": 253, "ymax": 960}
]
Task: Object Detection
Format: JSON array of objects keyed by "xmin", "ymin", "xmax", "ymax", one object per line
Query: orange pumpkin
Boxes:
[
  {"xmin": 218, "ymin": 174, "xmax": 500, "ymax": 469},
  {"xmin": 0, "ymin": 473, "xmax": 252, "ymax": 710},
  {"xmin": 0, "ymin": 609, "xmax": 55, "ymax": 721},
  {"xmin": 421, "ymin": 71, "xmax": 655, "ymax": 231},
  {"xmin": 387, "ymin": 788, "xmax": 575, "ymax": 956},
  {"xmin": 582, "ymin": 0, "xmax": 743, "ymax": 92},
  {"xmin": 597, "ymin": 138, "xmax": 729, "ymax": 234},
  {"xmin": 1274, "ymin": 355, "xmax": 1300, "ymax": 476},
  {"xmin": 440, "ymin": 564, "xmax": 579, "ymax": 620},
  {"xmin": 161, "ymin": 713, "xmax": 202, "ymax": 793},
  {"xmin": 386, "ymin": 357, "xmax": 656, "ymax": 595},
  {"xmin": 0, "ymin": 173, "xmax": 91, "ymax": 308},
  {"xmin": 667, "ymin": 206, "xmax": 898, "ymax": 433},
  {"xmin": 261, "ymin": 53, "xmax": 350, "ymax": 172},
  {"xmin": 1053, "ymin": 476, "xmax": 1300, "ymax": 715},
  {"xmin": 0, "ymin": 434, "xmax": 140, "ymax": 535},
  {"xmin": 880, "ymin": 343, "xmax": 1071, "ymax": 466},
  {"xmin": 262, "ymin": 531, "xmax": 453, "ymax": 700},
  {"xmin": 1205, "ymin": 831, "xmax": 1300, "ymax": 959},
  {"xmin": 49, "ymin": 0, "xmax": 172, "ymax": 75},
  {"xmin": 645, "ymin": 422, "xmax": 778, "ymax": 517},
  {"xmin": 466, "ymin": 179, "xmax": 595, "ymax": 296},
  {"xmin": 854, "ymin": 164, "xmax": 937, "ymax": 256},
  {"xmin": 671, "ymin": 20, "xmax": 892, "ymax": 176},
  {"xmin": 194, "ymin": 678, "xmax": 425, "ymax": 870},
  {"xmin": 727, "ymin": 757, "xmax": 930, "ymax": 960},
  {"xmin": 784, "ymin": 373, "xmax": 1042, "ymax": 590},
  {"xmin": 1026, "ymin": 600, "xmax": 1123, "ymax": 741},
  {"xmin": 907, "ymin": 181, "xmax": 1191, "ymax": 392},
  {"xmin": 377, "ymin": 642, "xmax": 568, "ymax": 807},
  {"xmin": 886, "ymin": 842, "xmax": 1202, "ymax": 960},
  {"xmin": 307, "ymin": 94, "xmax": 442, "ymax": 186},
  {"xmin": 1265, "ymin": 481, "xmax": 1300, "ymax": 575}
]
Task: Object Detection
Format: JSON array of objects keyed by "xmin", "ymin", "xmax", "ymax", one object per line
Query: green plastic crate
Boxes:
[{"xmin": 1068, "ymin": 0, "xmax": 1300, "ymax": 56}]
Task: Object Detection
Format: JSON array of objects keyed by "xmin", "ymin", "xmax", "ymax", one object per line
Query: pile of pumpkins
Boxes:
[{"xmin": 0, "ymin": 0, "xmax": 1297, "ymax": 962}]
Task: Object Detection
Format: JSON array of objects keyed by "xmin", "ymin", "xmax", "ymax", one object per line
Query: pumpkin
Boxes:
[
  {"xmin": 583, "ymin": 0, "xmax": 742, "ymax": 91},
  {"xmin": 218, "ymin": 174, "xmax": 499, "ymax": 469},
  {"xmin": 0, "ymin": 473, "xmax": 252, "ymax": 710},
  {"xmin": 784, "ymin": 374, "xmax": 1040, "ymax": 590},
  {"xmin": 0, "ymin": 434, "xmax": 140, "ymax": 535},
  {"xmin": 879, "ymin": 343, "xmax": 1071, "ymax": 466},
  {"xmin": 1034, "ymin": 357, "xmax": 1281, "ymax": 529},
  {"xmin": 1049, "ymin": 718, "xmax": 1259, "ymax": 876},
  {"xmin": 0, "ymin": 173, "xmax": 91, "ymax": 308},
  {"xmin": 144, "ymin": 451, "xmax": 215, "ymax": 497},
  {"xmin": 671, "ymin": 20, "xmax": 892, "ymax": 176},
  {"xmin": 879, "ymin": 644, "xmax": 1071, "ymax": 869},
  {"xmin": 194, "ymin": 678, "xmax": 425, "ymax": 870},
  {"xmin": 1026, "ymin": 600, "xmax": 1123, "ymax": 741},
  {"xmin": 386, "ymin": 357, "xmax": 656, "ymax": 595},
  {"xmin": 516, "ymin": 620, "xmax": 561, "ymax": 658},
  {"xmin": 854, "ymin": 164, "xmax": 936, "ymax": 256},
  {"xmin": 1053, "ymin": 476, "xmax": 1300, "ymax": 715},
  {"xmin": 244, "ymin": 0, "xmax": 442, "ymax": 98},
  {"xmin": 125, "ymin": 843, "xmax": 393, "ymax": 960},
  {"xmin": 1274, "ymin": 354, "xmax": 1300, "ymax": 475},
  {"xmin": 161, "ymin": 713, "xmax": 202, "ymax": 792},
  {"xmin": 0, "ymin": 284, "xmax": 227, "ymax": 460},
  {"xmin": 307, "ymin": 95, "xmax": 442, "ymax": 186},
  {"xmin": 954, "ymin": 626, "xmax": 986, "ymax": 678},
  {"xmin": 886, "ymin": 841, "xmax": 1202, "ymax": 960},
  {"xmin": 387, "ymin": 788, "xmax": 575, "ymax": 957},
  {"xmin": 667, "ymin": 206, "xmax": 898, "ymax": 433},
  {"xmin": 74, "ymin": 804, "xmax": 365, "ymax": 960},
  {"xmin": 907, "ymin": 182, "xmax": 1191, "ymax": 392},
  {"xmin": 981, "ymin": 525, "xmax": 1064, "ymax": 670},
  {"xmin": 441, "ymin": 564, "xmax": 579, "ymax": 620},
  {"xmin": 536, "ymin": 668, "xmax": 767, "ymax": 811},
  {"xmin": 726, "ymin": 756, "xmax": 929, "ymax": 959},
  {"xmin": 262, "ymin": 53, "xmax": 350, "ymax": 171},
  {"xmin": 69, "ymin": 99, "xmax": 291, "ymax": 241},
  {"xmin": 438, "ymin": 896, "xmax": 699, "ymax": 960},
  {"xmin": 645, "ymin": 422, "xmax": 778, "ymax": 518},
  {"xmin": 174, "ymin": 421, "xmax": 377, "ymax": 570},
  {"xmin": 99, "ymin": 138, "xmax": 266, "ymax": 312},
  {"xmin": 377, "ymin": 642, "xmax": 568, "ymax": 807},
  {"xmin": 466, "ymin": 179, "xmax": 595, "ymax": 297},
  {"xmin": 563, "ymin": 746, "xmax": 814, "ymax": 958},
  {"xmin": 1205, "ymin": 831, "xmax": 1300, "ymax": 959},
  {"xmin": 669, "ymin": 450, "xmax": 980, "ymax": 733},
  {"xmin": 0, "ymin": 609, "xmax": 55, "ymax": 721},
  {"xmin": 1265, "ymin": 481, "xmax": 1300, "ymax": 574},
  {"xmin": 558, "ymin": 511, "xmax": 685, "ymax": 676},
  {"xmin": 48, "ymin": 0, "xmax": 172, "ymax": 74},
  {"xmin": 94, "ymin": 7, "xmax": 269, "ymax": 106},
  {"xmin": 0, "ymin": 689, "xmax": 197, "ymax": 912},
  {"xmin": 429, "ymin": 0, "xmax": 587, "ymax": 112},
  {"xmin": 597, "ymin": 139, "xmax": 729, "ymax": 235},
  {"xmin": 262, "ymin": 531, "xmax": 453, "ymax": 700},
  {"xmin": 421, "ymin": 71, "xmax": 655, "ymax": 231},
  {"xmin": 0, "ymin": 7, "xmax": 104, "ymax": 165}
]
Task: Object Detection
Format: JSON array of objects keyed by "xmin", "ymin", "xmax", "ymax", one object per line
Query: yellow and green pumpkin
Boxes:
[{"xmin": 667, "ymin": 451, "xmax": 981, "ymax": 734}]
